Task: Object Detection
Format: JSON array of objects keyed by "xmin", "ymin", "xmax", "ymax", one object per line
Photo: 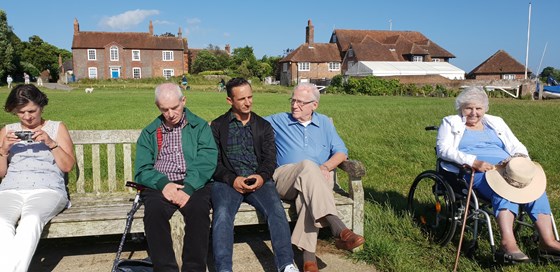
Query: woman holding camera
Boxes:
[{"xmin": 0, "ymin": 84, "xmax": 75, "ymax": 271}]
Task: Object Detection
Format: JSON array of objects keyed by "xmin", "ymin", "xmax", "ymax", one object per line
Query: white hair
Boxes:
[
  {"xmin": 155, "ymin": 83, "xmax": 184, "ymax": 103},
  {"xmin": 292, "ymin": 83, "xmax": 320, "ymax": 102},
  {"xmin": 455, "ymin": 86, "xmax": 489, "ymax": 114}
]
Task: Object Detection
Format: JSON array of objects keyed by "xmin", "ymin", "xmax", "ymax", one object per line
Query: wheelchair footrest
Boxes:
[{"xmin": 494, "ymin": 251, "xmax": 533, "ymax": 264}]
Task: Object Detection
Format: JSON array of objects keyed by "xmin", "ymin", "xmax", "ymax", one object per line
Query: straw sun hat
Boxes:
[{"xmin": 486, "ymin": 157, "xmax": 546, "ymax": 204}]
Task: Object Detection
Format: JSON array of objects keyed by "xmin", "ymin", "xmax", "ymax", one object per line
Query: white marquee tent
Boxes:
[{"xmin": 345, "ymin": 61, "xmax": 465, "ymax": 80}]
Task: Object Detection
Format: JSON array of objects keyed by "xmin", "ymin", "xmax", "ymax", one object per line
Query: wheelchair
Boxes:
[{"xmin": 407, "ymin": 126, "xmax": 560, "ymax": 262}]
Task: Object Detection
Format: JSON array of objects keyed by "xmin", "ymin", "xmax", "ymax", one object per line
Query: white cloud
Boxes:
[
  {"xmin": 184, "ymin": 18, "xmax": 202, "ymax": 35},
  {"xmin": 153, "ymin": 20, "xmax": 173, "ymax": 26},
  {"xmin": 99, "ymin": 9, "xmax": 160, "ymax": 30}
]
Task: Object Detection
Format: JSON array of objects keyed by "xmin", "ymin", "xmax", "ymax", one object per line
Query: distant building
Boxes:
[
  {"xmin": 467, "ymin": 50, "xmax": 530, "ymax": 80},
  {"xmin": 279, "ymin": 20, "xmax": 341, "ymax": 86},
  {"xmin": 71, "ymin": 19, "xmax": 188, "ymax": 80},
  {"xmin": 279, "ymin": 20, "xmax": 461, "ymax": 86}
]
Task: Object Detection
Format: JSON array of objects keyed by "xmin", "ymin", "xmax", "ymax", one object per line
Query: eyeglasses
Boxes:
[{"xmin": 289, "ymin": 98, "xmax": 315, "ymax": 107}]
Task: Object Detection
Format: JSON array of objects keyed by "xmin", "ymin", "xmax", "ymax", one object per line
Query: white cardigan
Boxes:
[{"xmin": 436, "ymin": 114, "xmax": 529, "ymax": 172}]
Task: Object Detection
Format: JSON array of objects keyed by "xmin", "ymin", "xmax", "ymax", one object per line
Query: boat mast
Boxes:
[{"xmin": 524, "ymin": 2, "xmax": 532, "ymax": 79}]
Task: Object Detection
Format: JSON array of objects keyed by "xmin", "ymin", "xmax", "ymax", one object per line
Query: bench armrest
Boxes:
[{"xmin": 337, "ymin": 159, "xmax": 365, "ymax": 236}]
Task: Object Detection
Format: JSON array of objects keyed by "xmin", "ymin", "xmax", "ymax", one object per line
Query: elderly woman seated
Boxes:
[{"xmin": 436, "ymin": 86, "xmax": 560, "ymax": 262}]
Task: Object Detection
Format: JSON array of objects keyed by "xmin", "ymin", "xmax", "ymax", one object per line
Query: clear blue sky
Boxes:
[{"xmin": 2, "ymin": 1, "xmax": 557, "ymax": 74}]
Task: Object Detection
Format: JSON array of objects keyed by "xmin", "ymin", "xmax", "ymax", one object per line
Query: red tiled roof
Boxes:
[
  {"xmin": 72, "ymin": 31, "xmax": 184, "ymax": 50},
  {"xmin": 331, "ymin": 29, "xmax": 455, "ymax": 58},
  {"xmin": 468, "ymin": 50, "xmax": 529, "ymax": 75},
  {"xmin": 280, "ymin": 43, "xmax": 340, "ymax": 62},
  {"xmin": 350, "ymin": 37, "xmax": 398, "ymax": 61}
]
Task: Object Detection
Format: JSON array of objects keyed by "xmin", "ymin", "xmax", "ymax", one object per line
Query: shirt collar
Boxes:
[
  {"xmin": 161, "ymin": 113, "xmax": 187, "ymax": 132},
  {"xmin": 288, "ymin": 112, "xmax": 320, "ymax": 127}
]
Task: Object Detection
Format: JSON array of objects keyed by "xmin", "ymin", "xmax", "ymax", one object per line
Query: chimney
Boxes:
[
  {"xmin": 305, "ymin": 19, "xmax": 314, "ymax": 45},
  {"xmin": 58, "ymin": 54, "xmax": 63, "ymax": 69},
  {"xmin": 74, "ymin": 18, "xmax": 80, "ymax": 35},
  {"xmin": 225, "ymin": 44, "xmax": 231, "ymax": 55},
  {"xmin": 178, "ymin": 27, "xmax": 182, "ymax": 38},
  {"xmin": 149, "ymin": 20, "xmax": 154, "ymax": 35}
]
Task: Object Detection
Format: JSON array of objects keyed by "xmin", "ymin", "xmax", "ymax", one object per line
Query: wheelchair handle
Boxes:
[{"xmin": 125, "ymin": 181, "xmax": 146, "ymax": 191}]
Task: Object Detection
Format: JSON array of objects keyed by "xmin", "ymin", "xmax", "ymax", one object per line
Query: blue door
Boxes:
[{"xmin": 111, "ymin": 68, "xmax": 120, "ymax": 79}]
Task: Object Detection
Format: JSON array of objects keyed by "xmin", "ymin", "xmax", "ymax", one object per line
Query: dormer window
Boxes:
[
  {"xmin": 348, "ymin": 49, "xmax": 354, "ymax": 58},
  {"xmin": 412, "ymin": 55, "xmax": 423, "ymax": 62}
]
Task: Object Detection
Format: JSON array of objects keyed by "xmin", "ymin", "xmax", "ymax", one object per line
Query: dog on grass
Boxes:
[{"xmin": 85, "ymin": 87, "xmax": 94, "ymax": 93}]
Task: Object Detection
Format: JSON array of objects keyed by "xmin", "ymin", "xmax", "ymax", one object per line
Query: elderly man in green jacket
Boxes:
[{"xmin": 134, "ymin": 82, "xmax": 217, "ymax": 272}]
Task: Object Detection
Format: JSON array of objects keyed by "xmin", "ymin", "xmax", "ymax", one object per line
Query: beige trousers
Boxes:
[{"xmin": 273, "ymin": 160, "xmax": 338, "ymax": 253}]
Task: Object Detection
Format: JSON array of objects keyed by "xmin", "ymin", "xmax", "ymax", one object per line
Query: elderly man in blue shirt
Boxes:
[{"xmin": 265, "ymin": 83, "xmax": 365, "ymax": 272}]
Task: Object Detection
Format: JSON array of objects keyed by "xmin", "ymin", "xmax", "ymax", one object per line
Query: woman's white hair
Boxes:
[{"xmin": 455, "ymin": 86, "xmax": 489, "ymax": 114}]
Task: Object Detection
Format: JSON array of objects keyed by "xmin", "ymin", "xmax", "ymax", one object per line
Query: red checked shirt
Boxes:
[{"xmin": 154, "ymin": 114, "xmax": 188, "ymax": 182}]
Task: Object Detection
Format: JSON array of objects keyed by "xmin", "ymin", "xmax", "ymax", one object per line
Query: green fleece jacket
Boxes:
[{"xmin": 134, "ymin": 108, "xmax": 217, "ymax": 195}]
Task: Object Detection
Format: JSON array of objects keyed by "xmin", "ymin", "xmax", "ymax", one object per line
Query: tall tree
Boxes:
[
  {"xmin": 230, "ymin": 46, "xmax": 258, "ymax": 78},
  {"xmin": 0, "ymin": 10, "xmax": 16, "ymax": 81},
  {"xmin": 191, "ymin": 50, "xmax": 220, "ymax": 74},
  {"xmin": 20, "ymin": 35, "xmax": 71, "ymax": 81}
]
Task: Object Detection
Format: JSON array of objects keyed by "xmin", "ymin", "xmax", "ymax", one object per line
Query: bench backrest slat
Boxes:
[
  {"xmin": 75, "ymin": 145, "xmax": 85, "ymax": 193},
  {"xmin": 107, "ymin": 144, "xmax": 116, "ymax": 192},
  {"xmin": 92, "ymin": 144, "xmax": 101, "ymax": 192}
]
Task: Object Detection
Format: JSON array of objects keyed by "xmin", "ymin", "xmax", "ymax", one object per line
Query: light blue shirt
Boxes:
[{"xmin": 265, "ymin": 112, "xmax": 348, "ymax": 167}]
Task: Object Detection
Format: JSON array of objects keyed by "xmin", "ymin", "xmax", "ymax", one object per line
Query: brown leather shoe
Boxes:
[
  {"xmin": 335, "ymin": 228, "xmax": 365, "ymax": 251},
  {"xmin": 303, "ymin": 261, "xmax": 319, "ymax": 272}
]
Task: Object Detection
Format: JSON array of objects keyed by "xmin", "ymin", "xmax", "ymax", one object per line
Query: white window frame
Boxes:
[
  {"xmin": 502, "ymin": 74, "xmax": 516, "ymax": 80},
  {"xmin": 132, "ymin": 50, "xmax": 141, "ymax": 61},
  {"xmin": 133, "ymin": 67, "xmax": 141, "ymax": 79},
  {"xmin": 163, "ymin": 69, "xmax": 174, "ymax": 79},
  {"xmin": 87, "ymin": 49, "xmax": 97, "ymax": 60},
  {"xmin": 412, "ymin": 55, "xmax": 423, "ymax": 62},
  {"xmin": 88, "ymin": 67, "xmax": 98, "ymax": 79},
  {"xmin": 432, "ymin": 58, "xmax": 441, "ymax": 62},
  {"xmin": 298, "ymin": 62, "xmax": 310, "ymax": 71},
  {"xmin": 162, "ymin": 51, "xmax": 174, "ymax": 61},
  {"xmin": 110, "ymin": 46, "xmax": 119, "ymax": 61},
  {"xmin": 328, "ymin": 62, "xmax": 340, "ymax": 71}
]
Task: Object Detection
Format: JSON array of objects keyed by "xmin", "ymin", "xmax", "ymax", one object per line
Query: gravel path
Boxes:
[{"xmin": 30, "ymin": 228, "xmax": 375, "ymax": 271}]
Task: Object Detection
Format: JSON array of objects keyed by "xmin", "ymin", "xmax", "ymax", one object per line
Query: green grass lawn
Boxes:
[{"xmin": 1, "ymin": 85, "xmax": 560, "ymax": 271}]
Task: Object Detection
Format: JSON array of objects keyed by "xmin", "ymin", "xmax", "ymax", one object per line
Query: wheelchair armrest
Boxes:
[{"xmin": 436, "ymin": 158, "xmax": 473, "ymax": 175}]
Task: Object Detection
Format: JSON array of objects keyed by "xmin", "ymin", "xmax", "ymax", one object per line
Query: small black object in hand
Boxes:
[
  {"xmin": 14, "ymin": 131, "xmax": 34, "ymax": 142},
  {"xmin": 245, "ymin": 178, "xmax": 256, "ymax": 186}
]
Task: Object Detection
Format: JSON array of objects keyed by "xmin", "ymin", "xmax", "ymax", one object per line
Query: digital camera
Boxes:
[{"xmin": 14, "ymin": 131, "xmax": 34, "ymax": 142}]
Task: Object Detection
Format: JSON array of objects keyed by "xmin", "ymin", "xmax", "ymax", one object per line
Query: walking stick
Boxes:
[{"xmin": 452, "ymin": 167, "xmax": 475, "ymax": 272}]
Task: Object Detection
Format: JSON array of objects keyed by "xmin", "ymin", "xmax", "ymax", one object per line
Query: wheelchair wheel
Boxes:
[{"xmin": 408, "ymin": 170, "xmax": 458, "ymax": 245}]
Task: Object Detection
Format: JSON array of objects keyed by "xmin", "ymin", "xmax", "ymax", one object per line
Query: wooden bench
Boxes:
[{"xmin": 41, "ymin": 129, "xmax": 366, "ymax": 264}]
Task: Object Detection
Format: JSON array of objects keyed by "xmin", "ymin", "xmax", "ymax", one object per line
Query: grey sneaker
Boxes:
[{"xmin": 283, "ymin": 264, "xmax": 300, "ymax": 272}]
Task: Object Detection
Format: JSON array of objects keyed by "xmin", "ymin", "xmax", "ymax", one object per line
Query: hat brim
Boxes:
[{"xmin": 486, "ymin": 162, "xmax": 546, "ymax": 204}]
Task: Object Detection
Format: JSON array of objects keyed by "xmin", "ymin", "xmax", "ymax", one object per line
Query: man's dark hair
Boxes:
[
  {"xmin": 226, "ymin": 77, "xmax": 251, "ymax": 98},
  {"xmin": 4, "ymin": 84, "xmax": 49, "ymax": 113}
]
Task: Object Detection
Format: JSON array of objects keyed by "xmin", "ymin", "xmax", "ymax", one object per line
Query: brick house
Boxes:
[
  {"xmin": 71, "ymin": 19, "xmax": 188, "ymax": 80},
  {"xmin": 279, "ymin": 20, "xmax": 341, "ymax": 86},
  {"xmin": 467, "ymin": 50, "xmax": 531, "ymax": 80},
  {"xmin": 279, "ymin": 20, "xmax": 458, "ymax": 86}
]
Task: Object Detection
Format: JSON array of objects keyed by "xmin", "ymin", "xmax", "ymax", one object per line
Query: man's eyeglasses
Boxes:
[{"xmin": 289, "ymin": 98, "xmax": 315, "ymax": 107}]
